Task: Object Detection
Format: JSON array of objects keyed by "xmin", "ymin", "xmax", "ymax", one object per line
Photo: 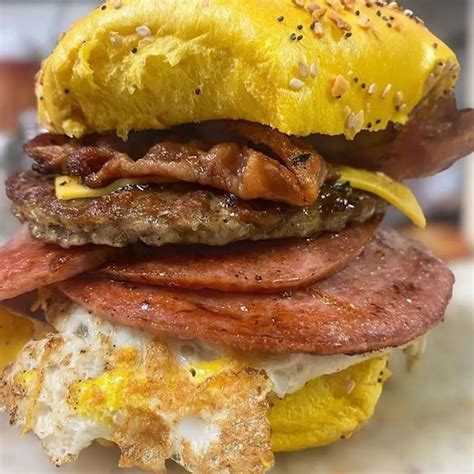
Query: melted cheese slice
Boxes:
[
  {"xmin": 336, "ymin": 166, "xmax": 426, "ymax": 228},
  {"xmin": 55, "ymin": 166, "xmax": 426, "ymax": 228},
  {"xmin": 54, "ymin": 176, "xmax": 162, "ymax": 200}
]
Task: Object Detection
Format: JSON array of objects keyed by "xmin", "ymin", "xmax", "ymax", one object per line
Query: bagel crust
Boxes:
[{"xmin": 37, "ymin": 0, "xmax": 458, "ymax": 139}]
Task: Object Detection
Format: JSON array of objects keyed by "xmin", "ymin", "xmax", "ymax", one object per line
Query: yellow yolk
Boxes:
[
  {"xmin": 187, "ymin": 359, "xmax": 234, "ymax": 383},
  {"xmin": 0, "ymin": 307, "xmax": 34, "ymax": 371}
]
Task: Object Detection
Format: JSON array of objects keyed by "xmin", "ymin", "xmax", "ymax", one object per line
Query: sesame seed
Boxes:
[
  {"xmin": 355, "ymin": 9, "xmax": 360, "ymax": 15},
  {"xmin": 290, "ymin": 33, "xmax": 297, "ymax": 41},
  {"xmin": 395, "ymin": 90, "xmax": 404, "ymax": 104},
  {"xmin": 388, "ymin": 1, "xmax": 398, "ymax": 8},
  {"xmin": 377, "ymin": 10, "xmax": 382, "ymax": 16},
  {"xmin": 195, "ymin": 88, "xmax": 201, "ymax": 95},
  {"xmin": 312, "ymin": 6, "xmax": 327, "ymax": 20},
  {"xmin": 290, "ymin": 78, "xmax": 305, "ymax": 90},
  {"xmin": 297, "ymin": 24, "xmax": 303, "ymax": 30},
  {"xmin": 110, "ymin": 31, "xmax": 123, "ymax": 47},
  {"xmin": 297, "ymin": 34, "xmax": 303, "ymax": 41},
  {"xmin": 433, "ymin": 43, "xmax": 438, "ymax": 49},
  {"xmin": 367, "ymin": 122, "xmax": 373, "ymax": 128},
  {"xmin": 311, "ymin": 21, "xmax": 325, "ymax": 36},
  {"xmin": 375, "ymin": 119, "xmax": 382, "ymax": 124},
  {"xmin": 346, "ymin": 378, "xmax": 356, "ymax": 394},
  {"xmin": 361, "ymin": 82, "xmax": 366, "ymax": 89},
  {"xmin": 298, "ymin": 60, "xmax": 309, "ymax": 78},
  {"xmin": 306, "ymin": 2, "xmax": 318, "ymax": 12},
  {"xmin": 341, "ymin": 0, "xmax": 356, "ymax": 11},
  {"xmin": 404, "ymin": 9, "xmax": 413, "ymax": 16},
  {"xmin": 353, "ymin": 77, "xmax": 359, "ymax": 83},
  {"xmin": 343, "ymin": 105, "xmax": 352, "ymax": 118},
  {"xmin": 332, "ymin": 74, "xmax": 350, "ymax": 97},
  {"xmin": 64, "ymin": 88, "xmax": 70, "ymax": 94},
  {"xmin": 292, "ymin": 0, "xmax": 305, "ymax": 7},
  {"xmin": 399, "ymin": 103, "xmax": 407, "ymax": 112},
  {"xmin": 310, "ymin": 62, "xmax": 318, "ymax": 77},
  {"xmin": 381, "ymin": 83, "xmax": 392, "ymax": 99},
  {"xmin": 100, "ymin": 4, "xmax": 107, "ymax": 10},
  {"xmin": 392, "ymin": 19, "xmax": 403, "ymax": 31},
  {"xmin": 357, "ymin": 15, "xmax": 372, "ymax": 29},
  {"xmin": 345, "ymin": 32, "xmax": 352, "ymax": 38},
  {"xmin": 368, "ymin": 83, "xmax": 377, "ymax": 95},
  {"xmin": 328, "ymin": 10, "xmax": 351, "ymax": 30},
  {"xmin": 113, "ymin": 0, "xmax": 122, "ymax": 8},
  {"xmin": 136, "ymin": 25, "xmax": 152, "ymax": 37},
  {"xmin": 131, "ymin": 47, "xmax": 138, "ymax": 54},
  {"xmin": 346, "ymin": 110, "xmax": 365, "ymax": 135},
  {"xmin": 277, "ymin": 15, "xmax": 284, "ymax": 22}
]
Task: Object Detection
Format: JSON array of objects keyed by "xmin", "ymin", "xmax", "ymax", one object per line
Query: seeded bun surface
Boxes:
[{"xmin": 37, "ymin": 0, "xmax": 458, "ymax": 139}]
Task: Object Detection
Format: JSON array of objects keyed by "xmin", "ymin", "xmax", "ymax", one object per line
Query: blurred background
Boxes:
[{"xmin": 0, "ymin": 0, "xmax": 473, "ymax": 260}]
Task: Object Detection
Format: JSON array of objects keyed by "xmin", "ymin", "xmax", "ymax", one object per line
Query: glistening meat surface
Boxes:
[
  {"xmin": 25, "ymin": 121, "xmax": 328, "ymax": 206},
  {"xmin": 59, "ymin": 230, "xmax": 454, "ymax": 355},
  {"xmin": 100, "ymin": 218, "xmax": 380, "ymax": 293},
  {"xmin": 310, "ymin": 95, "xmax": 474, "ymax": 180},
  {"xmin": 7, "ymin": 172, "xmax": 385, "ymax": 248},
  {"xmin": 0, "ymin": 225, "xmax": 119, "ymax": 301}
]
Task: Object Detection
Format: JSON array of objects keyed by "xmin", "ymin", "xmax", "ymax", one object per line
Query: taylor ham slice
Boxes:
[
  {"xmin": 310, "ymin": 95, "xmax": 474, "ymax": 180},
  {"xmin": 59, "ymin": 230, "xmax": 454, "ymax": 355},
  {"xmin": 99, "ymin": 218, "xmax": 380, "ymax": 293},
  {"xmin": 0, "ymin": 225, "xmax": 120, "ymax": 301}
]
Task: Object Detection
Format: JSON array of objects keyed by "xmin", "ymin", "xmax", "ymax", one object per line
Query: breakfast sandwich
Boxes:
[{"xmin": 1, "ymin": 1, "xmax": 473, "ymax": 473}]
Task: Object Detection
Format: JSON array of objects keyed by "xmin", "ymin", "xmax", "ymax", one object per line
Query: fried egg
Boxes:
[{"xmin": 1, "ymin": 301, "xmax": 396, "ymax": 473}]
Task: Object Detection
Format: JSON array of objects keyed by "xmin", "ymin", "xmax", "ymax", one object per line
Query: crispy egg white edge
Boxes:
[{"xmin": 0, "ymin": 304, "xmax": 428, "ymax": 468}]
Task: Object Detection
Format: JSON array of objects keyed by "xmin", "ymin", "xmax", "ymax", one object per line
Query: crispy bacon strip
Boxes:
[
  {"xmin": 0, "ymin": 225, "xmax": 120, "ymax": 301},
  {"xmin": 25, "ymin": 122, "xmax": 328, "ymax": 206},
  {"xmin": 309, "ymin": 95, "xmax": 474, "ymax": 180},
  {"xmin": 59, "ymin": 230, "xmax": 454, "ymax": 355},
  {"xmin": 100, "ymin": 218, "xmax": 380, "ymax": 293}
]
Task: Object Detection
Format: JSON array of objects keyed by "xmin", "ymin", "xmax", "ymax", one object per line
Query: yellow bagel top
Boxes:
[{"xmin": 37, "ymin": 0, "xmax": 459, "ymax": 139}]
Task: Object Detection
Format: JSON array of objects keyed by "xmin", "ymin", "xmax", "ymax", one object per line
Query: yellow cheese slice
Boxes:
[
  {"xmin": 336, "ymin": 166, "xmax": 426, "ymax": 228},
  {"xmin": 55, "ymin": 167, "xmax": 426, "ymax": 228},
  {"xmin": 54, "ymin": 176, "xmax": 157, "ymax": 200}
]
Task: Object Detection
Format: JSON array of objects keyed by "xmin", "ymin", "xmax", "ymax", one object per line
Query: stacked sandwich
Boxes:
[{"xmin": 1, "ymin": 1, "xmax": 473, "ymax": 473}]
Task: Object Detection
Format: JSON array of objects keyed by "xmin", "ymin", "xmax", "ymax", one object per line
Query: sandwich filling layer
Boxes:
[{"xmin": 0, "ymin": 303, "xmax": 391, "ymax": 473}]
